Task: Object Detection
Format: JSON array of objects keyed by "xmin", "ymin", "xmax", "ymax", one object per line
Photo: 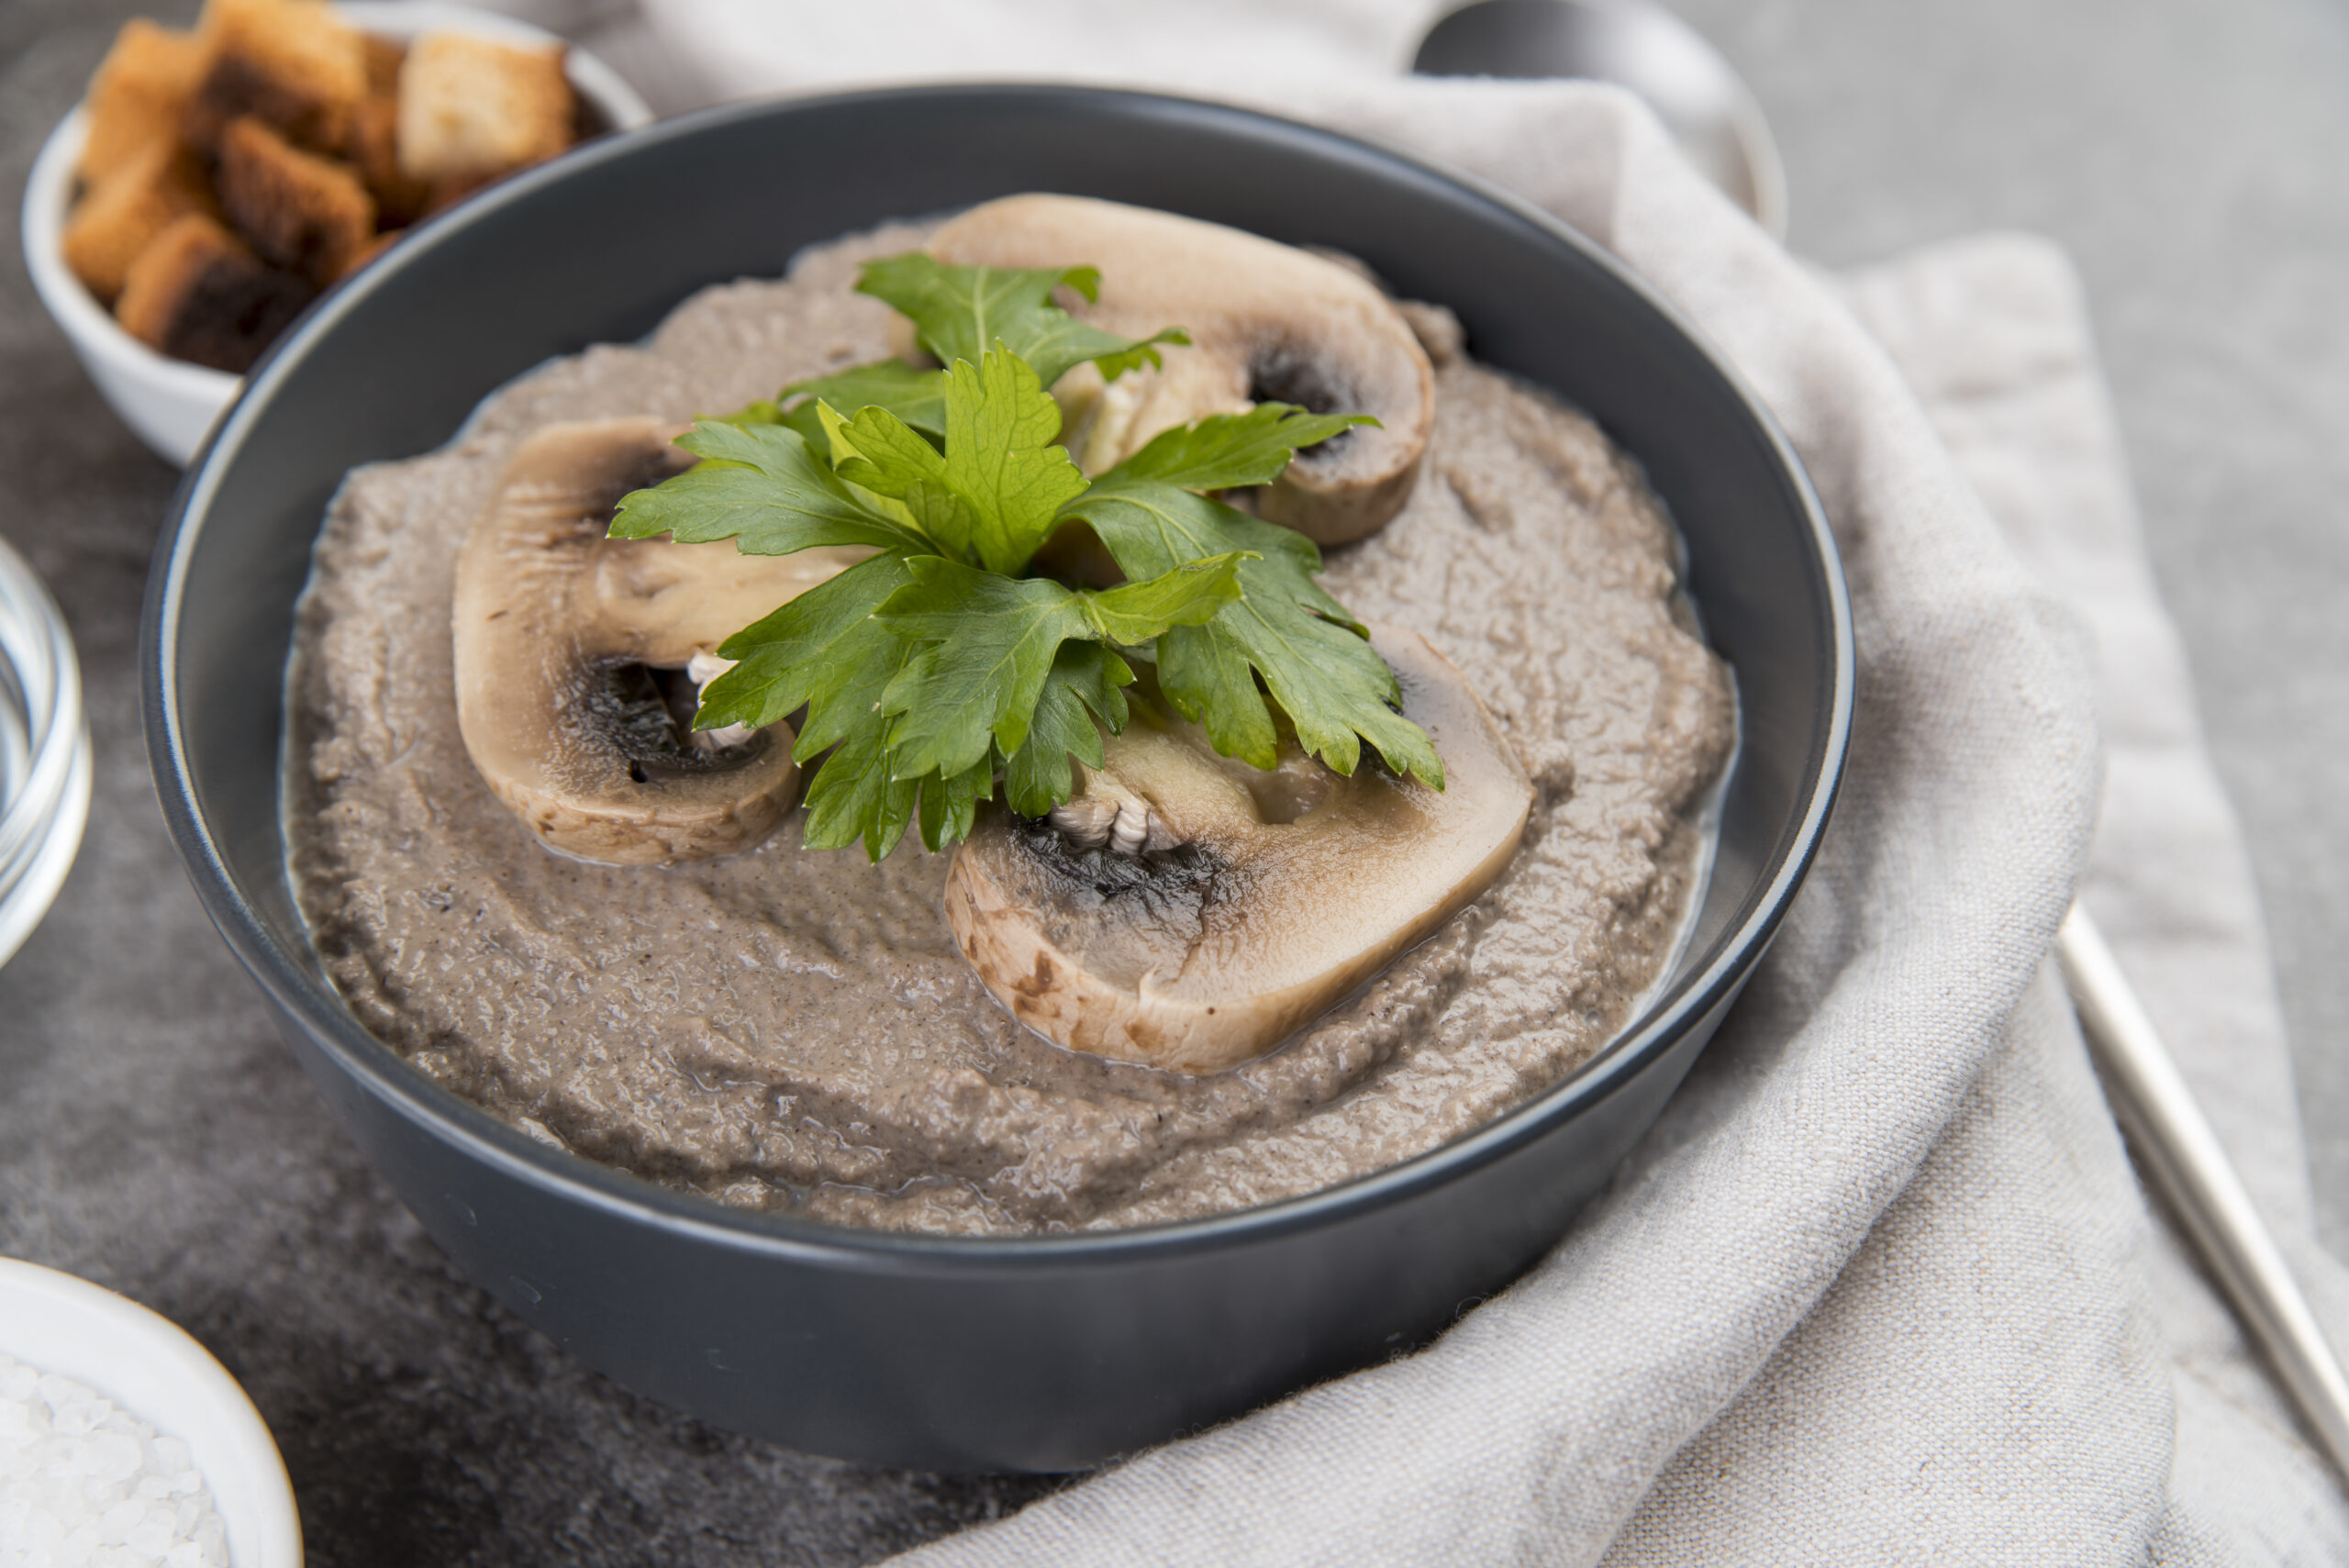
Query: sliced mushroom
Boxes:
[
  {"xmin": 944, "ymin": 627, "xmax": 1533, "ymax": 1074},
  {"xmin": 926, "ymin": 194, "xmax": 1437, "ymax": 547},
  {"xmin": 451, "ymin": 417, "xmax": 865, "ymax": 864}
]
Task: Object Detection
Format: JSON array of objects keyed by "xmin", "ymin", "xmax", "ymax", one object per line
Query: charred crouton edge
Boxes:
[
  {"xmin": 115, "ymin": 212, "xmax": 315, "ymax": 373},
  {"xmin": 184, "ymin": 0, "xmax": 367, "ymax": 154},
  {"xmin": 63, "ymin": 139, "xmax": 218, "ymax": 303},
  {"xmin": 218, "ymin": 116, "xmax": 376, "ymax": 284}
]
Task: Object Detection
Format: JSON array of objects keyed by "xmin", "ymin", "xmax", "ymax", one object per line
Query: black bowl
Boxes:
[{"xmin": 143, "ymin": 86, "xmax": 1850, "ymax": 1473}]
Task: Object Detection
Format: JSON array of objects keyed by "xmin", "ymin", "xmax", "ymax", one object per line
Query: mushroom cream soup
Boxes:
[{"xmin": 285, "ymin": 216, "xmax": 1735, "ymax": 1235}]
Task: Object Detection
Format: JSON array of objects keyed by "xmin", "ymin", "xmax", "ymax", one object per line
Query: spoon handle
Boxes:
[{"xmin": 2058, "ymin": 904, "xmax": 2349, "ymax": 1483}]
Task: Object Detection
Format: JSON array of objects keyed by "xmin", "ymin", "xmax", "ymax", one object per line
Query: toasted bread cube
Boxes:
[
  {"xmin": 186, "ymin": 0, "xmax": 366, "ymax": 153},
  {"xmin": 116, "ymin": 211, "xmax": 315, "ymax": 373},
  {"xmin": 347, "ymin": 37, "xmax": 428, "ymax": 225},
  {"xmin": 218, "ymin": 116, "xmax": 375, "ymax": 284},
  {"xmin": 77, "ymin": 19, "xmax": 208, "ymax": 185},
  {"xmin": 361, "ymin": 33, "xmax": 405, "ymax": 96},
  {"xmin": 346, "ymin": 91, "xmax": 429, "ymax": 228},
  {"xmin": 63, "ymin": 138, "xmax": 218, "ymax": 303},
  {"xmin": 396, "ymin": 32, "xmax": 573, "ymax": 184}
]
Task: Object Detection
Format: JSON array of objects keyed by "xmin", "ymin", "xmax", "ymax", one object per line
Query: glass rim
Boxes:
[{"xmin": 0, "ymin": 534, "xmax": 90, "ymax": 967}]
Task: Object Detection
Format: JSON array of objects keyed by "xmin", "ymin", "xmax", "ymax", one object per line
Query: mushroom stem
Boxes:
[
  {"xmin": 685, "ymin": 650, "xmax": 753, "ymax": 751},
  {"xmin": 1047, "ymin": 768, "xmax": 1178, "ymax": 856}
]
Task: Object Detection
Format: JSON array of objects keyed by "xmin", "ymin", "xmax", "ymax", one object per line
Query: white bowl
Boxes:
[
  {"xmin": 20, "ymin": 2, "xmax": 654, "ymax": 467},
  {"xmin": 0, "ymin": 1257, "xmax": 302, "ymax": 1567}
]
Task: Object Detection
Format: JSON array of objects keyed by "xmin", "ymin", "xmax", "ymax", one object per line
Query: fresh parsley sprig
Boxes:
[
  {"xmin": 609, "ymin": 252, "xmax": 1442, "ymax": 862},
  {"xmin": 737, "ymin": 258, "xmax": 1186, "ymax": 450}
]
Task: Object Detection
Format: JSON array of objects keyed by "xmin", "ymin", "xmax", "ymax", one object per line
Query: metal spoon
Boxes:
[
  {"xmin": 2059, "ymin": 907, "xmax": 2349, "ymax": 1480},
  {"xmin": 1415, "ymin": 0, "xmax": 2349, "ymax": 1482},
  {"xmin": 1412, "ymin": 0, "xmax": 1788, "ymax": 239}
]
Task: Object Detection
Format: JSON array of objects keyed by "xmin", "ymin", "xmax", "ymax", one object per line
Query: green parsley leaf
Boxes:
[
  {"xmin": 703, "ymin": 553, "xmax": 925, "ymax": 862},
  {"xmin": 710, "ymin": 395, "xmax": 831, "ymax": 452},
  {"xmin": 832, "ymin": 350, "xmax": 1087, "ymax": 574},
  {"xmin": 800, "ymin": 719, "xmax": 920, "ymax": 862},
  {"xmin": 702, "ymin": 552, "xmax": 912, "ymax": 737},
  {"xmin": 1077, "ymin": 550, "xmax": 1253, "ymax": 644},
  {"xmin": 856, "ymin": 253, "xmax": 1186, "ymax": 391},
  {"xmin": 1150, "ymin": 619, "xmax": 1277, "ymax": 770},
  {"xmin": 1106, "ymin": 404, "xmax": 1377, "ymax": 491},
  {"xmin": 743, "ymin": 253, "xmax": 1180, "ymax": 455},
  {"xmin": 714, "ymin": 395, "xmax": 787, "ymax": 426},
  {"xmin": 872, "ymin": 549, "xmax": 1251, "ymax": 784},
  {"xmin": 827, "ymin": 402, "xmax": 978, "ymax": 551},
  {"xmin": 776, "ymin": 359, "xmax": 949, "ymax": 439},
  {"xmin": 1066, "ymin": 476, "xmax": 1355, "ymax": 630},
  {"xmin": 1053, "ymin": 401, "xmax": 1437, "ymax": 778},
  {"xmin": 869, "ymin": 562, "xmax": 1094, "ymax": 779},
  {"xmin": 917, "ymin": 755, "xmax": 995, "ymax": 855},
  {"xmin": 999, "ymin": 642, "xmax": 1128, "ymax": 817},
  {"xmin": 610, "ymin": 419, "xmax": 929, "ymax": 556},
  {"xmin": 1182, "ymin": 599, "xmax": 1443, "ymax": 788},
  {"xmin": 1061, "ymin": 482, "xmax": 1443, "ymax": 789}
]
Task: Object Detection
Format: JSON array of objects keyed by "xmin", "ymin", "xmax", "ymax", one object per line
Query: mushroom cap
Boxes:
[
  {"xmin": 451, "ymin": 417, "xmax": 864, "ymax": 864},
  {"xmin": 943, "ymin": 627, "xmax": 1533, "ymax": 1074},
  {"xmin": 926, "ymin": 195, "xmax": 1436, "ymax": 547}
]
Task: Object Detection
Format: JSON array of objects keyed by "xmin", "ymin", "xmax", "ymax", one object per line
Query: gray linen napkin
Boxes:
[
  {"xmin": 1841, "ymin": 238, "xmax": 2349, "ymax": 1564},
  {"xmin": 527, "ymin": 5, "xmax": 2349, "ymax": 1555}
]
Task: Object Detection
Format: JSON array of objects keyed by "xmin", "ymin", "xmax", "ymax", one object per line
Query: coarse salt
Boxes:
[{"xmin": 0, "ymin": 1351, "xmax": 228, "ymax": 1567}]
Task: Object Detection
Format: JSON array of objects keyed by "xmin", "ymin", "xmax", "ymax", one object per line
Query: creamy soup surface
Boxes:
[{"xmin": 284, "ymin": 220, "xmax": 1736, "ymax": 1235}]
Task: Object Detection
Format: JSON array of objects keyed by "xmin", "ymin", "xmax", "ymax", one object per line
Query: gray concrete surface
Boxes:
[{"xmin": 0, "ymin": 2, "xmax": 2343, "ymax": 1562}]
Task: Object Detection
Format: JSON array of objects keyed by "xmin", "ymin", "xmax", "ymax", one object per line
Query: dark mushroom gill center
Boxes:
[
  {"xmin": 1248, "ymin": 342, "xmax": 1360, "ymax": 462},
  {"xmin": 584, "ymin": 659, "xmax": 759, "ymax": 783},
  {"xmin": 1008, "ymin": 814, "xmax": 1222, "ymax": 901}
]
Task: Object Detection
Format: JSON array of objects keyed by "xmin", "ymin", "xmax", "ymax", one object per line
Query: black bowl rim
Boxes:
[{"xmin": 142, "ymin": 83, "xmax": 1853, "ymax": 1268}]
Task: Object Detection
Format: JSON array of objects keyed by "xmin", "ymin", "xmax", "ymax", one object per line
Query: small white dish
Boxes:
[
  {"xmin": 0, "ymin": 1257, "xmax": 303, "ymax": 1567},
  {"xmin": 20, "ymin": 2, "xmax": 654, "ymax": 467}
]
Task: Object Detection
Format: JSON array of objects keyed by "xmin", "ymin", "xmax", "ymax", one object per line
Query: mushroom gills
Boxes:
[
  {"xmin": 451, "ymin": 416, "xmax": 866, "ymax": 865},
  {"xmin": 945, "ymin": 626, "xmax": 1534, "ymax": 1074},
  {"xmin": 926, "ymin": 194, "xmax": 1436, "ymax": 547},
  {"xmin": 581, "ymin": 660, "xmax": 744, "ymax": 783}
]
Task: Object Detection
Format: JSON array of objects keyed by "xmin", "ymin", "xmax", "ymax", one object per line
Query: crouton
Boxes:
[
  {"xmin": 76, "ymin": 19, "xmax": 207, "ymax": 186},
  {"xmin": 396, "ymin": 32, "xmax": 573, "ymax": 185},
  {"xmin": 116, "ymin": 212, "xmax": 315, "ymax": 373},
  {"xmin": 186, "ymin": 0, "xmax": 366, "ymax": 154},
  {"xmin": 217, "ymin": 116, "xmax": 375, "ymax": 284},
  {"xmin": 62, "ymin": 138, "xmax": 217, "ymax": 304},
  {"xmin": 346, "ymin": 89, "xmax": 429, "ymax": 228},
  {"xmin": 361, "ymin": 33, "xmax": 405, "ymax": 96}
]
